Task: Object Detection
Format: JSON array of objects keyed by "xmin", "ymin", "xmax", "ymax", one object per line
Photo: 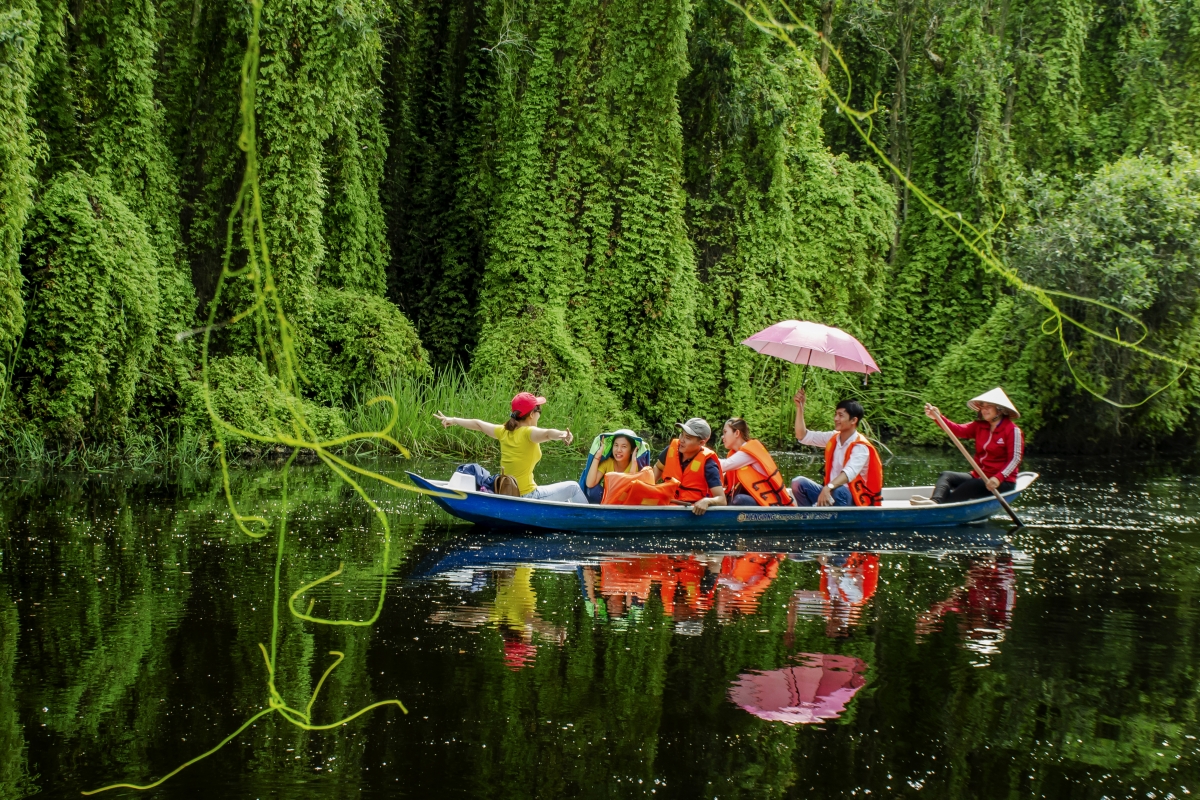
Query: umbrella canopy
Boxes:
[
  {"xmin": 742, "ymin": 320, "xmax": 879, "ymax": 374},
  {"xmin": 728, "ymin": 653, "xmax": 867, "ymax": 724}
]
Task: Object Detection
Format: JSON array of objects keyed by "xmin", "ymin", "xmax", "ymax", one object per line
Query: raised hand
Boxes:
[{"xmin": 793, "ymin": 389, "xmax": 807, "ymax": 408}]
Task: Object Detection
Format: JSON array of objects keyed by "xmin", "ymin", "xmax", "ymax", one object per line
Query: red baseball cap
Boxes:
[{"xmin": 511, "ymin": 392, "xmax": 547, "ymax": 416}]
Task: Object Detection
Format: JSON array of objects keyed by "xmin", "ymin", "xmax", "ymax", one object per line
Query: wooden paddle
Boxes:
[{"xmin": 933, "ymin": 412, "xmax": 1024, "ymax": 527}]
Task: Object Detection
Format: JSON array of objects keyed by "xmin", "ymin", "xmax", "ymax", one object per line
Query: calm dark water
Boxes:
[{"xmin": 2, "ymin": 449, "xmax": 1199, "ymax": 799}]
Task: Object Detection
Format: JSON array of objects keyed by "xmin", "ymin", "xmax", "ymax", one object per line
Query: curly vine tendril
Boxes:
[
  {"xmin": 730, "ymin": 0, "xmax": 1190, "ymax": 408},
  {"xmin": 83, "ymin": 0, "xmax": 464, "ymax": 793}
]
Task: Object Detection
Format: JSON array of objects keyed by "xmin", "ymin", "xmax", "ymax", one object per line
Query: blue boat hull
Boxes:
[{"xmin": 407, "ymin": 471, "xmax": 1038, "ymax": 533}]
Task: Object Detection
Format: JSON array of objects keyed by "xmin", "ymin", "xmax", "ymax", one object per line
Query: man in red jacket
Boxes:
[{"xmin": 916, "ymin": 387, "xmax": 1024, "ymax": 505}]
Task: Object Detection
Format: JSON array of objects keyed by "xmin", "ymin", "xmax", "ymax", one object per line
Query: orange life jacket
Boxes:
[
  {"xmin": 660, "ymin": 439, "xmax": 722, "ymax": 503},
  {"xmin": 723, "ymin": 439, "xmax": 792, "ymax": 507},
  {"xmin": 823, "ymin": 433, "xmax": 884, "ymax": 506},
  {"xmin": 601, "ymin": 467, "xmax": 677, "ymax": 506}
]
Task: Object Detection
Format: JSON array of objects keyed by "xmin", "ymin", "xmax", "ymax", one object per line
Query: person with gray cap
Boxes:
[{"xmin": 652, "ymin": 418, "xmax": 727, "ymax": 515}]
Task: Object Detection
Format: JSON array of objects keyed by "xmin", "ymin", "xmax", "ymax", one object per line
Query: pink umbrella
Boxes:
[
  {"xmin": 728, "ymin": 653, "xmax": 867, "ymax": 724},
  {"xmin": 742, "ymin": 320, "xmax": 879, "ymax": 386}
]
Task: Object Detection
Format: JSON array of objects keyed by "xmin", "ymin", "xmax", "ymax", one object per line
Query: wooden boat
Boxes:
[{"xmin": 407, "ymin": 470, "xmax": 1039, "ymax": 533}]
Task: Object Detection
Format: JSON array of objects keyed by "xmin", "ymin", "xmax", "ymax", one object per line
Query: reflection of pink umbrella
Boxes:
[
  {"xmin": 742, "ymin": 320, "xmax": 879, "ymax": 386},
  {"xmin": 728, "ymin": 653, "xmax": 867, "ymax": 724}
]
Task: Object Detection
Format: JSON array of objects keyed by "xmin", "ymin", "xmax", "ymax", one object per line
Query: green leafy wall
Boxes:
[
  {"xmin": 7, "ymin": 0, "xmax": 428, "ymax": 448},
  {"xmin": 825, "ymin": 0, "xmax": 1200, "ymax": 444},
  {"xmin": 681, "ymin": 0, "xmax": 894, "ymax": 433},
  {"xmin": 0, "ymin": 0, "xmax": 38, "ymax": 397},
  {"xmin": 383, "ymin": 0, "xmax": 895, "ymax": 431},
  {"xmin": 2, "ymin": 0, "xmax": 1198, "ymax": 454}
]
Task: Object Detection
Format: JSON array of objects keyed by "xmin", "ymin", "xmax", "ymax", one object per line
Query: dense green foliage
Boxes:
[
  {"xmin": 822, "ymin": 0, "xmax": 1200, "ymax": 443},
  {"xmin": 681, "ymin": 0, "xmax": 895, "ymax": 436},
  {"xmin": 1, "ymin": 0, "xmax": 1197, "ymax": 458},
  {"xmin": 922, "ymin": 150, "xmax": 1200, "ymax": 447},
  {"xmin": 0, "ymin": 0, "xmax": 38, "ymax": 394},
  {"xmin": 308, "ymin": 288, "xmax": 431, "ymax": 405},
  {"xmin": 16, "ymin": 172, "xmax": 160, "ymax": 439}
]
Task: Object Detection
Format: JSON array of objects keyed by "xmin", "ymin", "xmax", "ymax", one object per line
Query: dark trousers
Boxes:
[{"xmin": 932, "ymin": 471, "xmax": 1015, "ymax": 504}]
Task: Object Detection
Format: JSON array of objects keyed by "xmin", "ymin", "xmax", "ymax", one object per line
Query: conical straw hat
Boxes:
[{"xmin": 967, "ymin": 387, "xmax": 1020, "ymax": 419}]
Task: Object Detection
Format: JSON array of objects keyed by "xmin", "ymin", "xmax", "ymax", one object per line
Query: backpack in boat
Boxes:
[{"xmin": 493, "ymin": 471, "xmax": 520, "ymax": 497}]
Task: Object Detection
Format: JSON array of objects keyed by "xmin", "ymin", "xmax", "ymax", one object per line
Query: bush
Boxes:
[
  {"xmin": 183, "ymin": 355, "xmax": 348, "ymax": 453},
  {"xmin": 307, "ymin": 288, "xmax": 432, "ymax": 405},
  {"xmin": 15, "ymin": 171, "xmax": 160, "ymax": 441},
  {"xmin": 919, "ymin": 149, "xmax": 1200, "ymax": 448}
]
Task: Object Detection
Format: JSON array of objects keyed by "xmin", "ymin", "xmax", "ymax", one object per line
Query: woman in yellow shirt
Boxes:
[{"xmin": 433, "ymin": 392, "xmax": 588, "ymax": 503}]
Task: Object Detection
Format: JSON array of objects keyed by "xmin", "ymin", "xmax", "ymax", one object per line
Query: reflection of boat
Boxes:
[
  {"xmin": 728, "ymin": 654, "xmax": 868, "ymax": 724},
  {"xmin": 408, "ymin": 471, "xmax": 1039, "ymax": 532},
  {"xmin": 410, "ymin": 530, "xmax": 1025, "ymax": 584}
]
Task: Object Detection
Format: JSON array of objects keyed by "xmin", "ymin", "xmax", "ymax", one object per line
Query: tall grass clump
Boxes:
[
  {"xmin": 346, "ymin": 367, "xmax": 628, "ymax": 459},
  {"xmin": 0, "ymin": 422, "xmax": 213, "ymax": 470}
]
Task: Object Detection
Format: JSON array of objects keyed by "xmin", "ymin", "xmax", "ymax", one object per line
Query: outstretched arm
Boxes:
[
  {"xmin": 529, "ymin": 426, "xmax": 574, "ymax": 445},
  {"xmin": 434, "ymin": 412, "xmax": 500, "ymax": 439}
]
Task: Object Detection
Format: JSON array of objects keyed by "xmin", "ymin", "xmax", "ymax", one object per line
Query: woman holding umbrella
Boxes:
[{"xmin": 915, "ymin": 388, "xmax": 1024, "ymax": 505}]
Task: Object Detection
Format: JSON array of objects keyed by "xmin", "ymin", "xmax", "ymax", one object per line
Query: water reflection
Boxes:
[
  {"xmin": 7, "ymin": 457, "xmax": 1200, "ymax": 798},
  {"xmin": 429, "ymin": 566, "xmax": 566, "ymax": 670},
  {"xmin": 793, "ymin": 553, "xmax": 880, "ymax": 638},
  {"xmin": 729, "ymin": 654, "xmax": 868, "ymax": 724},
  {"xmin": 915, "ymin": 553, "xmax": 1016, "ymax": 662},
  {"xmin": 418, "ymin": 538, "xmax": 1027, "ymax": 726},
  {"xmin": 580, "ymin": 552, "xmax": 785, "ymax": 624}
]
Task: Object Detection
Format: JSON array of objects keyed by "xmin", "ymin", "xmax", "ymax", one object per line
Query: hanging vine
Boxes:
[
  {"xmin": 728, "ymin": 0, "xmax": 1192, "ymax": 410},
  {"xmin": 83, "ymin": 1, "xmax": 458, "ymax": 790}
]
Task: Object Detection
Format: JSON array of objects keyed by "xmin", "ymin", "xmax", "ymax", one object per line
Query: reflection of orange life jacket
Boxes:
[
  {"xmin": 724, "ymin": 439, "xmax": 792, "ymax": 506},
  {"xmin": 661, "ymin": 440, "xmax": 722, "ymax": 503},
  {"xmin": 598, "ymin": 555, "xmax": 708, "ymax": 616},
  {"xmin": 819, "ymin": 552, "xmax": 879, "ymax": 604},
  {"xmin": 823, "ymin": 433, "xmax": 884, "ymax": 506},
  {"xmin": 715, "ymin": 553, "xmax": 783, "ymax": 614}
]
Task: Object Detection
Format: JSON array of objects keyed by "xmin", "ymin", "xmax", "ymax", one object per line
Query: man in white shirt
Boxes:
[{"xmin": 791, "ymin": 389, "xmax": 870, "ymax": 507}]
